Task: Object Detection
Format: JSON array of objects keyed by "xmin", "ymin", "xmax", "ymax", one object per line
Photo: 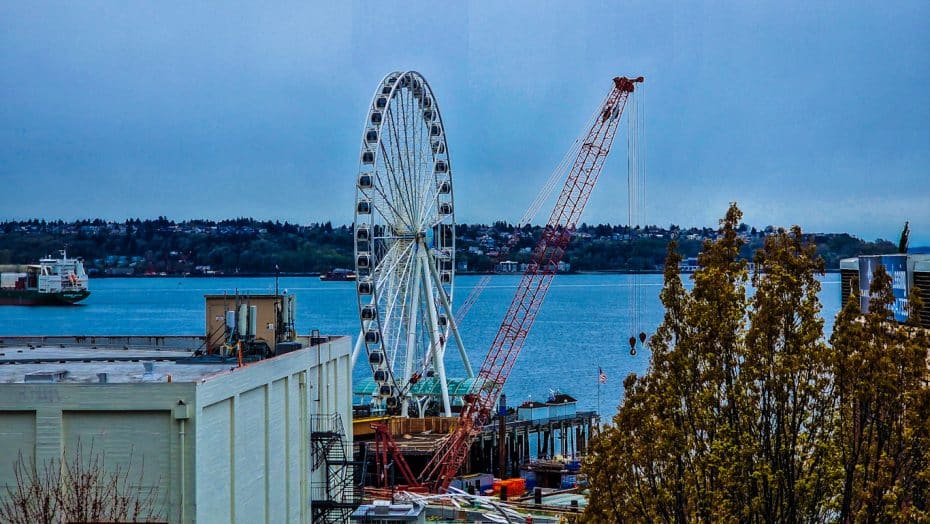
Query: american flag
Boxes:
[{"xmin": 598, "ymin": 367, "xmax": 607, "ymax": 384}]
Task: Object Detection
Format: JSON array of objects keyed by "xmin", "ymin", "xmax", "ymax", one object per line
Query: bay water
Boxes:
[{"xmin": 0, "ymin": 273, "xmax": 843, "ymax": 416}]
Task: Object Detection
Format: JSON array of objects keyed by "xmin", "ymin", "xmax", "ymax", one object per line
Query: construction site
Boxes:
[
  {"xmin": 337, "ymin": 71, "xmax": 647, "ymax": 523},
  {"xmin": 0, "ymin": 71, "xmax": 646, "ymax": 524}
]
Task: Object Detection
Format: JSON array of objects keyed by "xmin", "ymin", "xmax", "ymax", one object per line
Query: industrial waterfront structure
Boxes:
[{"xmin": 0, "ymin": 320, "xmax": 353, "ymax": 523}]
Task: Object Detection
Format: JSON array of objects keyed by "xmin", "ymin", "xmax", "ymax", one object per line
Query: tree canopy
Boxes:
[
  {"xmin": 584, "ymin": 203, "xmax": 930, "ymax": 522},
  {"xmin": 0, "ymin": 218, "xmax": 896, "ymax": 275}
]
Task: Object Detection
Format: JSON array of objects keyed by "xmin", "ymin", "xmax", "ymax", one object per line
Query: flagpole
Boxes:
[{"xmin": 597, "ymin": 368, "xmax": 601, "ymax": 420}]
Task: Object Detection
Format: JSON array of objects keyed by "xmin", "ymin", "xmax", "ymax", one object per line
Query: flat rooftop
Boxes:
[
  {"xmin": 0, "ymin": 334, "xmax": 346, "ymax": 385},
  {"xmin": 0, "ymin": 345, "xmax": 232, "ymax": 384}
]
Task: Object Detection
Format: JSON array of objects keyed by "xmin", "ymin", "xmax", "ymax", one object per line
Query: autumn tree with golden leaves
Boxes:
[{"xmin": 584, "ymin": 203, "xmax": 930, "ymax": 523}]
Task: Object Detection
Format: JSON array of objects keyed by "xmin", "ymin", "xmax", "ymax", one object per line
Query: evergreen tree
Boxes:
[
  {"xmin": 584, "ymin": 205, "xmax": 880, "ymax": 522},
  {"xmin": 584, "ymin": 241, "xmax": 692, "ymax": 522},
  {"xmin": 742, "ymin": 226, "xmax": 834, "ymax": 521},
  {"xmin": 831, "ymin": 267, "xmax": 930, "ymax": 521},
  {"xmin": 584, "ymin": 203, "xmax": 750, "ymax": 521}
]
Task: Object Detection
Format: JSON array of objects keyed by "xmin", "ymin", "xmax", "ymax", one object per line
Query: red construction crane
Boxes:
[
  {"xmin": 371, "ymin": 422, "xmax": 426, "ymax": 492},
  {"xmin": 454, "ymin": 232, "xmax": 522, "ymax": 323},
  {"xmin": 420, "ymin": 75, "xmax": 643, "ymax": 492}
]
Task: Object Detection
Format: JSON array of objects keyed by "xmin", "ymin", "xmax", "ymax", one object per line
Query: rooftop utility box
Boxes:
[
  {"xmin": 204, "ymin": 293, "xmax": 297, "ymax": 353},
  {"xmin": 0, "ymin": 334, "xmax": 352, "ymax": 524}
]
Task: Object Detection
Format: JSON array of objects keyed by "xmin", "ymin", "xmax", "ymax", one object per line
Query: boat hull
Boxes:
[
  {"xmin": 319, "ymin": 275, "xmax": 357, "ymax": 282},
  {"xmin": 0, "ymin": 289, "xmax": 90, "ymax": 305},
  {"xmin": 320, "ymin": 270, "xmax": 357, "ymax": 281}
]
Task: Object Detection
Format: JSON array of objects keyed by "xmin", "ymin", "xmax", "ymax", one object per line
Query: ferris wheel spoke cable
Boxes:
[
  {"xmin": 375, "ymin": 240, "xmax": 415, "ymax": 292},
  {"xmin": 376, "ymin": 256, "xmax": 409, "ymax": 326},
  {"xmin": 378, "ymin": 141, "xmax": 416, "ymax": 230},
  {"xmin": 415, "ymin": 182, "xmax": 439, "ymax": 231},
  {"xmin": 385, "ymin": 109, "xmax": 416, "ymax": 224},
  {"xmin": 398, "ymin": 93, "xmax": 418, "ymax": 216},
  {"xmin": 370, "ymin": 184, "xmax": 411, "ymax": 233},
  {"xmin": 376, "ymin": 227, "xmax": 416, "ymax": 379},
  {"xmin": 403, "ymin": 104, "xmax": 426, "ymax": 226}
]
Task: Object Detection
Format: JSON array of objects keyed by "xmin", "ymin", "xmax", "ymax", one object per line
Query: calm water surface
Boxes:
[{"xmin": 0, "ymin": 273, "xmax": 842, "ymax": 414}]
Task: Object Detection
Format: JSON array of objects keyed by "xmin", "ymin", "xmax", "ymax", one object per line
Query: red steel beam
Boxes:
[{"xmin": 420, "ymin": 76, "xmax": 643, "ymax": 491}]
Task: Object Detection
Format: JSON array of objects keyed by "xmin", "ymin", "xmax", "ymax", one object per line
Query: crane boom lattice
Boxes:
[{"xmin": 420, "ymin": 76, "xmax": 643, "ymax": 491}]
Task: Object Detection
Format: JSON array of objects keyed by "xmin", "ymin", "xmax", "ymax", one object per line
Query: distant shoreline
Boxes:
[
  {"xmin": 88, "ymin": 268, "xmax": 842, "ymax": 279},
  {"xmin": 90, "ymin": 272, "xmax": 322, "ymax": 279}
]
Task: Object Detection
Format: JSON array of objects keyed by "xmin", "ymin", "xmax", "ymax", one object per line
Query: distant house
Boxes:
[{"xmin": 495, "ymin": 260, "xmax": 519, "ymax": 273}]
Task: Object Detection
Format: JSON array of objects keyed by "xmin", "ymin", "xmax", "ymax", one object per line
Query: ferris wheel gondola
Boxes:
[{"xmin": 352, "ymin": 71, "xmax": 472, "ymax": 417}]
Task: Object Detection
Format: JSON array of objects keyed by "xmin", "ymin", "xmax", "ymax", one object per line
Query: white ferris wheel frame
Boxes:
[{"xmin": 351, "ymin": 71, "xmax": 472, "ymax": 417}]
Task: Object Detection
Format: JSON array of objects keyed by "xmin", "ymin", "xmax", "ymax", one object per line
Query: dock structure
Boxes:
[
  {"xmin": 353, "ymin": 410, "xmax": 599, "ymax": 490},
  {"xmin": 469, "ymin": 411, "xmax": 599, "ymax": 480}
]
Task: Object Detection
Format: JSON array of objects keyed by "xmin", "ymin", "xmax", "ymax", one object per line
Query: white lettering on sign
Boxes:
[{"xmin": 893, "ymin": 270, "xmax": 907, "ymax": 290}]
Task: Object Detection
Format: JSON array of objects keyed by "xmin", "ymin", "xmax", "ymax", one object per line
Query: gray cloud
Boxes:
[{"xmin": 1, "ymin": 1, "xmax": 928, "ymax": 243}]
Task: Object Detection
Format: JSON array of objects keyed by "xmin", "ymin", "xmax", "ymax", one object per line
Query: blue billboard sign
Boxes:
[{"xmin": 858, "ymin": 254, "xmax": 909, "ymax": 323}]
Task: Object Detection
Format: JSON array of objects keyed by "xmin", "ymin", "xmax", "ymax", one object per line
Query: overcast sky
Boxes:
[{"xmin": 1, "ymin": 2, "xmax": 928, "ymax": 243}]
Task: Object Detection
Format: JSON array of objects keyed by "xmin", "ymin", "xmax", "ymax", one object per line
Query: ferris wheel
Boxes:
[{"xmin": 352, "ymin": 71, "xmax": 472, "ymax": 417}]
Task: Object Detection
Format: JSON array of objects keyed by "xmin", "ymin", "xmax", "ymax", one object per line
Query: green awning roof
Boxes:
[{"xmin": 354, "ymin": 376, "xmax": 478, "ymax": 398}]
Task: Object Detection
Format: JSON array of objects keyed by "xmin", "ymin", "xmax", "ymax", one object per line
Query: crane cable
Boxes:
[
  {"xmin": 639, "ymin": 86, "xmax": 647, "ymax": 350},
  {"xmin": 627, "ymin": 86, "xmax": 647, "ymax": 355},
  {"xmin": 519, "ymin": 90, "xmax": 611, "ymax": 227},
  {"xmin": 454, "ymin": 90, "xmax": 613, "ymax": 325}
]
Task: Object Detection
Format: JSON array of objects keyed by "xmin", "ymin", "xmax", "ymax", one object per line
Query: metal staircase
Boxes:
[{"xmin": 310, "ymin": 414, "xmax": 362, "ymax": 523}]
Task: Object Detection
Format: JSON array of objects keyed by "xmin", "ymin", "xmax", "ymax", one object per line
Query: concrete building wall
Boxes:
[
  {"xmin": 62, "ymin": 411, "xmax": 172, "ymax": 509},
  {"xmin": 0, "ymin": 383, "xmax": 195, "ymax": 521},
  {"xmin": 194, "ymin": 346, "xmax": 318, "ymax": 524},
  {"xmin": 0, "ymin": 335, "xmax": 352, "ymax": 524},
  {"xmin": 199, "ymin": 398, "xmax": 233, "ymax": 521},
  {"xmin": 0, "ymin": 412, "xmax": 36, "ymax": 490}
]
